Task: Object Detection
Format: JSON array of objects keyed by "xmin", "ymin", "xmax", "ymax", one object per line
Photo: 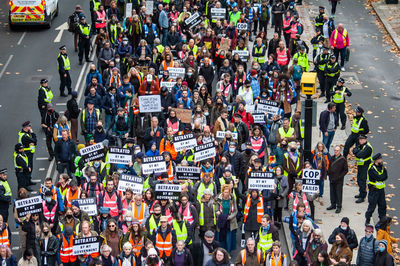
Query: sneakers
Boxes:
[{"xmin": 341, "ymin": 67, "xmax": 346, "ymax": 71}]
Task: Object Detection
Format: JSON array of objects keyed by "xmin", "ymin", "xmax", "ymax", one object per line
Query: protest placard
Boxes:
[
  {"xmin": 16, "ymin": 196, "xmax": 43, "ymax": 218},
  {"xmin": 73, "ymin": 236, "xmax": 101, "ymax": 256},
  {"xmin": 248, "ymin": 172, "xmax": 275, "ymax": 190},
  {"xmin": 176, "ymin": 166, "xmax": 201, "ymax": 180},
  {"xmin": 71, "ymin": 198, "xmax": 97, "ymax": 216},
  {"xmin": 257, "ymin": 99, "xmax": 280, "ymax": 114},
  {"xmin": 160, "ymin": 81, "xmax": 176, "ymax": 92},
  {"xmin": 155, "ymin": 184, "xmax": 181, "ymax": 200},
  {"xmin": 80, "ymin": 143, "xmax": 105, "ymax": 163},
  {"xmin": 145, "ymin": 1, "xmax": 153, "ymax": 15},
  {"xmin": 302, "ymin": 169, "xmax": 321, "ymax": 193},
  {"xmin": 173, "ymin": 133, "xmax": 197, "ymax": 152},
  {"xmin": 108, "ymin": 147, "xmax": 132, "ymax": 164},
  {"xmin": 171, "ymin": 108, "xmax": 192, "ymax": 123},
  {"xmin": 211, "ymin": 8, "xmax": 226, "ymax": 19},
  {"xmin": 167, "ymin": 67, "xmax": 186, "ymax": 79},
  {"xmin": 232, "ymin": 50, "xmax": 250, "ymax": 62},
  {"xmin": 252, "ymin": 113, "xmax": 266, "ymax": 124},
  {"xmin": 125, "ymin": 3, "xmax": 132, "ymax": 17},
  {"xmin": 142, "ymin": 156, "xmax": 167, "ymax": 174},
  {"xmin": 139, "ymin": 95, "xmax": 162, "ymax": 113},
  {"xmin": 236, "ymin": 23, "xmax": 248, "ymax": 31},
  {"xmin": 194, "ymin": 142, "xmax": 216, "ymax": 161},
  {"xmin": 117, "ymin": 174, "xmax": 143, "ymax": 194},
  {"xmin": 184, "ymin": 12, "xmax": 202, "ymax": 29}
]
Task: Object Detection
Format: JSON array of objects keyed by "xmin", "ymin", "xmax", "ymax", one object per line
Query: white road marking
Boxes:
[
  {"xmin": 0, "ymin": 54, "xmax": 13, "ymax": 80},
  {"xmin": 11, "ymin": 247, "xmax": 20, "ymax": 250},
  {"xmin": 36, "ymin": 157, "xmax": 47, "ymax": 160},
  {"xmin": 46, "ymin": 159, "xmax": 55, "ymax": 179},
  {"xmin": 31, "ymin": 179, "xmax": 41, "ymax": 182},
  {"xmin": 17, "ymin": 31, "xmax": 26, "ymax": 45},
  {"xmin": 11, "ymin": 232, "xmax": 19, "ymax": 235},
  {"xmin": 56, "ymin": 102, "xmax": 67, "ymax": 105},
  {"xmin": 39, "ymin": 168, "xmax": 46, "ymax": 171},
  {"xmin": 31, "ymin": 191, "xmax": 38, "ymax": 194},
  {"xmin": 53, "ymin": 22, "xmax": 68, "ymax": 43}
]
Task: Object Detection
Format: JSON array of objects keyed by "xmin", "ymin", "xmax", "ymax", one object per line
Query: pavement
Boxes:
[{"xmin": 371, "ymin": 1, "xmax": 400, "ymax": 51}]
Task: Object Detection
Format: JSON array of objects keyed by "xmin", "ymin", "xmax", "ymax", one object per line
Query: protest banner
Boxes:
[
  {"xmin": 248, "ymin": 172, "xmax": 275, "ymax": 190},
  {"xmin": 16, "ymin": 196, "xmax": 43, "ymax": 218},
  {"xmin": 71, "ymin": 198, "xmax": 97, "ymax": 216},
  {"xmin": 184, "ymin": 12, "xmax": 202, "ymax": 29},
  {"xmin": 139, "ymin": 95, "xmax": 162, "ymax": 113},
  {"xmin": 236, "ymin": 23, "xmax": 248, "ymax": 31},
  {"xmin": 252, "ymin": 113, "xmax": 266, "ymax": 124},
  {"xmin": 173, "ymin": 133, "xmax": 197, "ymax": 152},
  {"xmin": 167, "ymin": 67, "xmax": 186, "ymax": 79},
  {"xmin": 257, "ymin": 99, "xmax": 280, "ymax": 114},
  {"xmin": 80, "ymin": 143, "xmax": 105, "ymax": 163},
  {"xmin": 142, "ymin": 156, "xmax": 167, "ymax": 174},
  {"xmin": 125, "ymin": 3, "xmax": 132, "ymax": 17},
  {"xmin": 160, "ymin": 81, "xmax": 176, "ymax": 92},
  {"xmin": 117, "ymin": 174, "xmax": 143, "ymax": 194},
  {"xmin": 108, "ymin": 147, "xmax": 132, "ymax": 164},
  {"xmin": 73, "ymin": 236, "xmax": 101, "ymax": 256},
  {"xmin": 194, "ymin": 142, "xmax": 216, "ymax": 161},
  {"xmin": 232, "ymin": 50, "xmax": 250, "ymax": 62},
  {"xmin": 155, "ymin": 184, "xmax": 181, "ymax": 200},
  {"xmin": 171, "ymin": 108, "xmax": 192, "ymax": 123},
  {"xmin": 145, "ymin": 1, "xmax": 153, "ymax": 15},
  {"xmin": 302, "ymin": 169, "xmax": 321, "ymax": 193},
  {"xmin": 176, "ymin": 166, "xmax": 201, "ymax": 180},
  {"xmin": 215, "ymin": 131, "xmax": 238, "ymax": 140},
  {"xmin": 211, "ymin": 8, "xmax": 226, "ymax": 19}
]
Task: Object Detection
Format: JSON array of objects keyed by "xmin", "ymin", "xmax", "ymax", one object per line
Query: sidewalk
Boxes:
[
  {"xmin": 371, "ymin": 1, "xmax": 400, "ymax": 51},
  {"xmin": 282, "ymin": 4, "xmax": 369, "ymax": 264}
]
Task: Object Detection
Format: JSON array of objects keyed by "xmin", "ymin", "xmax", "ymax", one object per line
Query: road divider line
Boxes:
[
  {"xmin": 0, "ymin": 55, "xmax": 13, "ymax": 80},
  {"xmin": 56, "ymin": 103, "xmax": 67, "ymax": 105},
  {"xmin": 39, "ymin": 168, "xmax": 45, "ymax": 171},
  {"xmin": 46, "ymin": 159, "xmax": 54, "ymax": 179},
  {"xmin": 36, "ymin": 157, "xmax": 48, "ymax": 160},
  {"xmin": 17, "ymin": 32, "xmax": 26, "ymax": 45},
  {"xmin": 31, "ymin": 179, "xmax": 41, "ymax": 182}
]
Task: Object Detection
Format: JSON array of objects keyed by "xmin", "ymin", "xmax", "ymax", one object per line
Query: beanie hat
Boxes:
[
  {"xmin": 379, "ymin": 239, "xmax": 388, "ymax": 247},
  {"xmin": 341, "ymin": 217, "xmax": 350, "ymax": 226}
]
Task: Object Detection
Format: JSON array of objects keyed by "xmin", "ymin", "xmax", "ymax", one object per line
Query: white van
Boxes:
[{"xmin": 8, "ymin": 0, "xmax": 59, "ymax": 29}]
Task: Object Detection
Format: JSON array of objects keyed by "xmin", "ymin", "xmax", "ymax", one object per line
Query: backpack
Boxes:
[
  {"xmin": 68, "ymin": 13, "xmax": 79, "ymax": 32},
  {"xmin": 292, "ymin": 64, "xmax": 302, "ymax": 81},
  {"xmin": 297, "ymin": 23, "xmax": 304, "ymax": 35}
]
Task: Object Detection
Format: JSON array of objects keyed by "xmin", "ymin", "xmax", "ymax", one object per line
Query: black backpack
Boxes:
[{"xmin": 68, "ymin": 13, "xmax": 79, "ymax": 32}]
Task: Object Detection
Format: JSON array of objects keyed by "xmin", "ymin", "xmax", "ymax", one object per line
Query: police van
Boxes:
[{"xmin": 8, "ymin": 0, "xmax": 59, "ymax": 29}]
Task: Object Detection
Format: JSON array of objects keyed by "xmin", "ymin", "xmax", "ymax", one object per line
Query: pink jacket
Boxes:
[{"xmin": 330, "ymin": 28, "xmax": 350, "ymax": 49}]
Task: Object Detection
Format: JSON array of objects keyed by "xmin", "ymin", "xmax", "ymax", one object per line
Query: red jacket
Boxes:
[
  {"xmin": 232, "ymin": 109, "xmax": 254, "ymax": 127},
  {"xmin": 138, "ymin": 79, "xmax": 160, "ymax": 95}
]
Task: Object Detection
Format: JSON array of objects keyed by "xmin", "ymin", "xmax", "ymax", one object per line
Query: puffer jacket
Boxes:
[{"xmin": 357, "ymin": 236, "xmax": 378, "ymax": 266}]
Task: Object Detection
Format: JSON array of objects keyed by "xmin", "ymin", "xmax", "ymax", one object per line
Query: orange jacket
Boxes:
[
  {"xmin": 138, "ymin": 80, "xmax": 160, "ymax": 95},
  {"xmin": 159, "ymin": 138, "xmax": 177, "ymax": 160},
  {"xmin": 377, "ymin": 228, "xmax": 398, "ymax": 255}
]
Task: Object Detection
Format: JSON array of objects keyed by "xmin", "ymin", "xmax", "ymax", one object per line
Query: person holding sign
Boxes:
[
  {"xmin": 139, "ymin": 74, "xmax": 160, "ymax": 95},
  {"xmin": 22, "ymin": 213, "xmax": 41, "ymax": 261},
  {"xmin": 151, "ymin": 216, "xmax": 177, "ymax": 263},
  {"xmin": 77, "ymin": 220, "xmax": 100, "ymax": 264},
  {"xmin": 288, "ymin": 181, "xmax": 318, "ymax": 219},
  {"xmin": 159, "ymin": 128, "xmax": 178, "ymax": 160}
]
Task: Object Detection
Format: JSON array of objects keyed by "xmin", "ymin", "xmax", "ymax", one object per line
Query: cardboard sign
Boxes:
[
  {"xmin": 73, "ymin": 236, "xmax": 101, "ymax": 256},
  {"xmin": 142, "ymin": 156, "xmax": 167, "ymax": 174},
  {"xmin": 16, "ymin": 196, "xmax": 43, "ymax": 218},
  {"xmin": 302, "ymin": 169, "xmax": 321, "ymax": 193},
  {"xmin": 232, "ymin": 50, "xmax": 250, "ymax": 62},
  {"xmin": 125, "ymin": 3, "xmax": 132, "ymax": 17},
  {"xmin": 139, "ymin": 95, "xmax": 162, "ymax": 113},
  {"xmin": 145, "ymin": 1, "xmax": 153, "ymax": 15},
  {"xmin": 211, "ymin": 8, "xmax": 226, "ymax": 19},
  {"xmin": 160, "ymin": 81, "xmax": 176, "ymax": 92},
  {"xmin": 80, "ymin": 143, "xmax": 105, "ymax": 163},
  {"xmin": 194, "ymin": 142, "xmax": 216, "ymax": 162},
  {"xmin": 176, "ymin": 166, "xmax": 201, "ymax": 180},
  {"xmin": 246, "ymin": 104, "xmax": 255, "ymax": 113},
  {"xmin": 173, "ymin": 133, "xmax": 197, "ymax": 152},
  {"xmin": 184, "ymin": 12, "xmax": 202, "ymax": 29},
  {"xmin": 155, "ymin": 184, "xmax": 181, "ymax": 200},
  {"xmin": 117, "ymin": 174, "xmax": 143, "ymax": 194},
  {"xmin": 71, "ymin": 197, "xmax": 97, "ymax": 216},
  {"xmin": 257, "ymin": 99, "xmax": 280, "ymax": 114},
  {"xmin": 236, "ymin": 23, "xmax": 248, "ymax": 31},
  {"xmin": 108, "ymin": 147, "xmax": 132, "ymax": 164},
  {"xmin": 40, "ymin": 184, "xmax": 49, "ymax": 199},
  {"xmin": 167, "ymin": 67, "xmax": 186, "ymax": 79},
  {"xmin": 172, "ymin": 108, "xmax": 192, "ymax": 123},
  {"xmin": 252, "ymin": 113, "xmax": 266, "ymax": 124},
  {"xmin": 248, "ymin": 172, "xmax": 275, "ymax": 190}
]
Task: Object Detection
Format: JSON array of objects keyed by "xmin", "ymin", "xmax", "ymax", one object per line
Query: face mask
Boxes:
[
  {"xmin": 46, "ymin": 197, "xmax": 52, "ymax": 203},
  {"xmin": 43, "ymin": 231, "xmax": 49, "ymax": 236},
  {"xmin": 115, "ymin": 58, "xmax": 120, "ymax": 63},
  {"xmin": 66, "ymin": 214, "xmax": 73, "ymax": 219},
  {"xmin": 314, "ymin": 238, "xmax": 320, "ymax": 244},
  {"xmin": 340, "ymin": 226, "xmax": 347, "ymax": 230},
  {"xmin": 229, "ymin": 148, "xmax": 235, "ymax": 153},
  {"xmin": 126, "ymin": 217, "xmax": 132, "ymax": 222},
  {"xmin": 297, "ymin": 145, "xmax": 301, "ymax": 150},
  {"xmin": 202, "ymin": 49, "xmax": 207, "ymax": 53},
  {"xmin": 245, "ymin": 148, "xmax": 252, "ymax": 154},
  {"xmin": 379, "ymin": 246, "xmax": 385, "ymax": 253},
  {"xmin": 97, "ymin": 126, "xmax": 103, "ymax": 130},
  {"xmin": 336, "ymin": 240, "xmax": 342, "ymax": 244},
  {"xmin": 135, "ymin": 150, "xmax": 141, "ymax": 155},
  {"xmin": 123, "ymin": 41, "xmax": 128, "ymax": 45},
  {"xmin": 204, "ymin": 112, "xmax": 209, "ymax": 116},
  {"xmin": 290, "ymin": 148, "xmax": 296, "ymax": 152},
  {"xmin": 117, "ymin": 170, "xmax": 124, "ymax": 174},
  {"xmin": 365, "ymin": 233, "xmax": 373, "ymax": 239},
  {"xmin": 94, "ymin": 162, "xmax": 100, "ymax": 168},
  {"xmin": 217, "ymin": 102, "xmax": 222, "ymax": 105},
  {"xmin": 187, "ymin": 73, "xmax": 193, "ymax": 77},
  {"xmin": 196, "ymin": 110, "xmax": 202, "ymax": 114},
  {"xmin": 319, "ymin": 44, "xmax": 323, "ymax": 48},
  {"xmin": 90, "ymin": 69, "xmax": 96, "ymax": 73},
  {"xmin": 378, "ymin": 162, "xmax": 383, "ymax": 167},
  {"xmin": 226, "ymin": 137, "xmax": 231, "ymax": 141}
]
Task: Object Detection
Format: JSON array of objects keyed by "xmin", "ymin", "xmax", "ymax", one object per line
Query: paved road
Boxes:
[
  {"xmin": 0, "ymin": 0, "xmax": 89, "ymax": 255},
  {"xmin": 304, "ymin": 0, "xmax": 400, "ymax": 235}
]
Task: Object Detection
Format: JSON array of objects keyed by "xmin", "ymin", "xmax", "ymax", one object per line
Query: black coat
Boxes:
[
  {"xmin": 169, "ymin": 247, "xmax": 195, "ymax": 266},
  {"xmin": 67, "ymin": 98, "xmax": 80, "ymax": 119},
  {"xmin": 199, "ymin": 65, "xmax": 215, "ymax": 88},
  {"xmin": 222, "ymin": 150, "xmax": 244, "ymax": 179},
  {"xmin": 319, "ymin": 110, "xmax": 338, "ymax": 133},
  {"xmin": 328, "ymin": 226, "xmax": 358, "ymax": 250},
  {"xmin": 22, "ymin": 219, "xmax": 42, "ymax": 259},
  {"xmin": 39, "ymin": 235, "xmax": 59, "ymax": 266},
  {"xmin": 54, "ymin": 139, "xmax": 77, "ymax": 164},
  {"xmin": 191, "ymin": 240, "xmax": 219, "ymax": 266},
  {"xmin": 374, "ymin": 250, "xmax": 395, "ymax": 266}
]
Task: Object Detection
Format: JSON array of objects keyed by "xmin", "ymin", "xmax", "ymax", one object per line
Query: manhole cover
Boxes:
[{"xmin": 27, "ymin": 75, "xmax": 52, "ymax": 83}]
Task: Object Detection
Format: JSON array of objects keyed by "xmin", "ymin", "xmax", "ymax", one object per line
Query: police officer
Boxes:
[
  {"xmin": 353, "ymin": 135, "xmax": 373, "ymax": 204},
  {"xmin": 0, "ymin": 169, "xmax": 11, "ymax": 222},
  {"xmin": 314, "ymin": 6, "xmax": 326, "ymax": 32},
  {"xmin": 331, "ymin": 77, "xmax": 352, "ymax": 130},
  {"xmin": 57, "ymin": 45, "xmax": 72, "ymax": 97},
  {"xmin": 315, "ymin": 47, "xmax": 330, "ymax": 97},
  {"xmin": 343, "ymin": 106, "xmax": 369, "ymax": 157},
  {"xmin": 324, "ymin": 54, "xmax": 340, "ymax": 103},
  {"xmin": 14, "ymin": 143, "xmax": 32, "ymax": 191},
  {"xmin": 37, "ymin": 79, "xmax": 53, "ymax": 119},
  {"xmin": 77, "ymin": 15, "xmax": 92, "ymax": 65},
  {"xmin": 18, "ymin": 121, "xmax": 37, "ymax": 178},
  {"xmin": 365, "ymin": 153, "xmax": 387, "ymax": 225}
]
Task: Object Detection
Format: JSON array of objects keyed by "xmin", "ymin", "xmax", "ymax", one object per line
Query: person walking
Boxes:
[
  {"xmin": 0, "ymin": 169, "xmax": 11, "ymax": 222},
  {"xmin": 235, "ymin": 238, "xmax": 264, "ymax": 266},
  {"xmin": 57, "ymin": 45, "xmax": 72, "ymax": 97},
  {"xmin": 54, "ymin": 130, "xmax": 77, "ymax": 177},
  {"xmin": 37, "ymin": 79, "xmax": 54, "ymax": 119},
  {"xmin": 41, "ymin": 104, "xmax": 59, "ymax": 161},
  {"xmin": 77, "ymin": 15, "xmax": 92, "ymax": 65},
  {"xmin": 327, "ymin": 145, "xmax": 348, "ymax": 213},
  {"xmin": 365, "ymin": 153, "xmax": 388, "ymax": 224},
  {"xmin": 66, "ymin": 91, "xmax": 80, "ymax": 144},
  {"xmin": 319, "ymin": 102, "xmax": 338, "ymax": 152},
  {"xmin": 343, "ymin": 106, "xmax": 369, "ymax": 157},
  {"xmin": 331, "ymin": 77, "xmax": 351, "ymax": 130},
  {"xmin": 353, "ymin": 135, "xmax": 373, "ymax": 203},
  {"xmin": 330, "ymin": 23, "xmax": 349, "ymax": 71}
]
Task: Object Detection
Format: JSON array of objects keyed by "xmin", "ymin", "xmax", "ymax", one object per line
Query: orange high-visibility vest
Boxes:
[
  {"xmin": 132, "ymin": 202, "xmax": 147, "ymax": 224},
  {"xmin": 155, "ymin": 231, "xmax": 173, "ymax": 258},
  {"xmin": 40, "ymin": 186, "xmax": 58, "ymax": 203},
  {"xmin": 240, "ymin": 249, "xmax": 262, "ymax": 265},
  {"xmin": 65, "ymin": 187, "xmax": 81, "ymax": 208},
  {"xmin": 162, "ymin": 60, "xmax": 174, "ymax": 71},
  {"xmin": 243, "ymin": 194, "xmax": 264, "ymax": 223},
  {"xmin": 59, "ymin": 234, "xmax": 77, "ymax": 263},
  {"xmin": 0, "ymin": 224, "xmax": 10, "ymax": 247},
  {"xmin": 129, "ymin": 234, "xmax": 145, "ymax": 257}
]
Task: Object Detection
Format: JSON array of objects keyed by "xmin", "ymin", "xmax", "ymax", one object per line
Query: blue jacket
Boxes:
[
  {"xmin": 118, "ymin": 83, "xmax": 135, "ymax": 106},
  {"xmin": 84, "ymin": 93, "xmax": 102, "ymax": 109},
  {"xmin": 146, "ymin": 149, "xmax": 159, "ymax": 157},
  {"xmin": 159, "ymin": 10, "xmax": 169, "ymax": 28},
  {"xmin": 135, "ymin": 45, "xmax": 152, "ymax": 58},
  {"xmin": 247, "ymin": 74, "xmax": 260, "ymax": 99},
  {"xmin": 117, "ymin": 44, "xmax": 132, "ymax": 56},
  {"xmin": 143, "ymin": 23, "xmax": 158, "ymax": 38},
  {"xmin": 177, "ymin": 97, "xmax": 194, "ymax": 110},
  {"xmin": 86, "ymin": 70, "xmax": 103, "ymax": 86}
]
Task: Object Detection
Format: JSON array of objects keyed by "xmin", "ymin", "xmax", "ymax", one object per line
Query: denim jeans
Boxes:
[
  {"xmin": 105, "ymin": 114, "xmax": 113, "ymax": 130},
  {"xmin": 322, "ymin": 131, "xmax": 335, "ymax": 152},
  {"xmin": 162, "ymin": 28, "xmax": 168, "ymax": 46},
  {"xmin": 319, "ymin": 178, "xmax": 324, "ymax": 197},
  {"xmin": 216, "ymin": 229, "xmax": 237, "ymax": 253}
]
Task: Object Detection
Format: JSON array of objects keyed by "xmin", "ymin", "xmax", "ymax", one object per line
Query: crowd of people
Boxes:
[{"xmin": 3, "ymin": 0, "xmax": 397, "ymax": 265}]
